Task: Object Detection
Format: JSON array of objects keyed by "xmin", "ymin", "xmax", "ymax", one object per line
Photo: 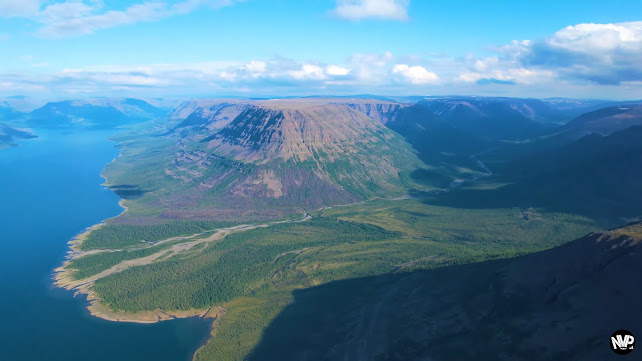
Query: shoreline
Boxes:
[
  {"xmin": 87, "ymin": 300, "xmax": 222, "ymax": 324},
  {"xmin": 52, "ymin": 136, "xmax": 193, "ymax": 325}
]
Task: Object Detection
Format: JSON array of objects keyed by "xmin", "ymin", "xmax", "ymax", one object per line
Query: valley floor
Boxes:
[{"xmin": 55, "ymin": 196, "xmax": 608, "ymax": 361}]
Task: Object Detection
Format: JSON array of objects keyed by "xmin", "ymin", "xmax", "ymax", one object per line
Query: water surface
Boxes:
[{"xmin": 0, "ymin": 129, "xmax": 210, "ymax": 361}]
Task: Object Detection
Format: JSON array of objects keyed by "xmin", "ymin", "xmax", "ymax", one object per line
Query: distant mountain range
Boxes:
[
  {"xmin": 88, "ymin": 95, "xmax": 642, "ymax": 221},
  {"xmin": 2, "ymin": 95, "xmax": 641, "ymax": 220},
  {"xmin": 25, "ymin": 98, "xmax": 167, "ymax": 128}
]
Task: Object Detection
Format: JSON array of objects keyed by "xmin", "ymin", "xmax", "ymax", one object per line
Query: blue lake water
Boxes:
[{"xmin": 0, "ymin": 129, "xmax": 211, "ymax": 361}]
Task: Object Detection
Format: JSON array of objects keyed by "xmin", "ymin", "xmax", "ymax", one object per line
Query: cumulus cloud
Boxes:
[
  {"xmin": 0, "ymin": 0, "xmax": 245, "ymax": 37},
  {"xmin": 0, "ymin": 52, "xmax": 447, "ymax": 97},
  {"xmin": 4, "ymin": 21, "xmax": 642, "ymax": 97},
  {"xmin": 333, "ymin": 0, "xmax": 409, "ymax": 21},
  {"xmin": 289, "ymin": 64, "xmax": 326, "ymax": 81},
  {"xmin": 517, "ymin": 22, "xmax": 642, "ymax": 84},
  {"xmin": 392, "ymin": 64, "xmax": 439, "ymax": 84},
  {"xmin": 452, "ymin": 22, "xmax": 642, "ymax": 87},
  {"xmin": 326, "ymin": 65, "xmax": 350, "ymax": 76}
]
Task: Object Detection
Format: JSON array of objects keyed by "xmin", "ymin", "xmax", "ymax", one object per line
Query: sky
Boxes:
[{"xmin": 0, "ymin": 0, "xmax": 641, "ymax": 99}]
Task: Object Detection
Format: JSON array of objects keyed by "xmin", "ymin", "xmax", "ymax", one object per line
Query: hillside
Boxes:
[
  {"xmin": 27, "ymin": 98, "xmax": 167, "ymax": 128},
  {"xmin": 393, "ymin": 97, "xmax": 561, "ymax": 140},
  {"xmin": 248, "ymin": 222, "xmax": 642, "ymax": 361},
  {"xmin": 561, "ymin": 104, "xmax": 642, "ymax": 138},
  {"xmin": 171, "ymin": 100, "xmax": 250, "ymax": 133},
  {"xmin": 435, "ymin": 125, "xmax": 642, "ymax": 219}
]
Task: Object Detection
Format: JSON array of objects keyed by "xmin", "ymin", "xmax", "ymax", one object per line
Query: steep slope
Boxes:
[
  {"xmin": 437, "ymin": 125, "xmax": 642, "ymax": 219},
  {"xmin": 202, "ymin": 101, "xmax": 398, "ymax": 162},
  {"xmin": 374, "ymin": 97, "xmax": 564, "ymax": 189},
  {"xmin": 338, "ymin": 99, "xmax": 407, "ymax": 124},
  {"xmin": 248, "ymin": 222, "xmax": 642, "ymax": 361},
  {"xmin": 104, "ymin": 99, "xmax": 426, "ymax": 221},
  {"xmin": 28, "ymin": 98, "xmax": 166, "ymax": 128},
  {"xmin": 561, "ymin": 104, "xmax": 642, "ymax": 138},
  {"xmin": 171, "ymin": 100, "xmax": 251, "ymax": 133}
]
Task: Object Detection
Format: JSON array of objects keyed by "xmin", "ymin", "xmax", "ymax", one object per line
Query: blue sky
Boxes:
[{"xmin": 0, "ymin": 0, "xmax": 641, "ymax": 99}]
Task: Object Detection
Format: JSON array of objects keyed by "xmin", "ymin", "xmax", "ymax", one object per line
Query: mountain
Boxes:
[
  {"xmin": 105, "ymin": 99, "xmax": 426, "ymax": 221},
  {"xmin": 542, "ymin": 98, "xmax": 625, "ymax": 119},
  {"xmin": 438, "ymin": 125, "xmax": 642, "ymax": 218},
  {"xmin": 27, "ymin": 98, "xmax": 167, "ymax": 128},
  {"xmin": 248, "ymin": 221, "xmax": 642, "ymax": 361},
  {"xmin": 0, "ymin": 106, "xmax": 23, "ymax": 122},
  {"xmin": 561, "ymin": 104, "xmax": 642, "ymax": 139},
  {"xmin": 403, "ymin": 97, "xmax": 563, "ymax": 137},
  {"xmin": 169, "ymin": 99, "xmax": 251, "ymax": 133},
  {"xmin": 337, "ymin": 99, "xmax": 407, "ymax": 124},
  {"xmin": 0, "ymin": 96, "xmax": 47, "ymax": 115}
]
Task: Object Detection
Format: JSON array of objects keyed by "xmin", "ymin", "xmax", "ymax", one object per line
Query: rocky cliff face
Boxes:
[
  {"xmin": 341, "ymin": 101, "xmax": 407, "ymax": 124},
  {"xmin": 202, "ymin": 102, "xmax": 399, "ymax": 163}
]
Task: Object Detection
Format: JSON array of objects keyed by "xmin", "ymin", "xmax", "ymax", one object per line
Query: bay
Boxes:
[{"xmin": 0, "ymin": 129, "xmax": 210, "ymax": 361}]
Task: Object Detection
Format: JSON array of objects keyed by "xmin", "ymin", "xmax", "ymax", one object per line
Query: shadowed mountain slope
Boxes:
[
  {"xmin": 248, "ymin": 222, "xmax": 642, "ymax": 361},
  {"xmin": 561, "ymin": 104, "xmax": 642, "ymax": 139},
  {"xmin": 433, "ymin": 125, "xmax": 642, "ymax": 219}
]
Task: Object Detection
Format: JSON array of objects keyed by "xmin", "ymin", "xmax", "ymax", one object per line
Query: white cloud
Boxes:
[
  {"xmin": 326, "ymin": 65, "xmax": 350, "ymax": 76},
  {"xmin": 0, "ymin": 0, "xmax": 42, "ymax": 17},
  {"xmin": 456, "ymin": 22, "xmax": 642, "ymax": 87},
  {"xmin": 392, "ymin": 64, "xmax": 439, "ymax": 84},
  {"xmin": 4, "ymin": 21, "xmax": 642, "ymax": 98},
  {"xmin": 0, "ymin": 52, "xmax": 449, "ymax": 97},
  {"xmin": 37, "ymin": 1, "xmax": 169, "ymax": 37},
  {"xmin": 517, "ymin": 21, "xmax": 642, "ymax": 84},
  {"xmin": 346, "ymin": 51, "xmax": 394, "ymax": 83},
  {"xmin": 333, "ymin": 0, "xmax": 409, "ymax": 21},
  {"xmin": 243, "ymin": 60, "xmax": 266, "ymax": 73},
  {"xmin": 0, "ymin": 0, "xmax": 245, "ymax": 38},
  {"xmin": 550, "ymin": 22, "xmax": 642, "ymax": 53},
  {"xmin": 289, "ymin": 64, "xmax": 326, "ymax": 80}
]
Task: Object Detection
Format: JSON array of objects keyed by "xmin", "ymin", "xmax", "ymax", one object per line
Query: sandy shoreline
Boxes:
[
  {"xmin": 87, "ymin": 301, "xmax": 222, "ymax": 324},
  {"xmin": 51, "ymin": 196, "xmax": 210, "ymax": 324}
]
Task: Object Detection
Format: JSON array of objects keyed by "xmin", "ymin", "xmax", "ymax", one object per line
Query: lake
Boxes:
[{"xmin": 0, "ymin": 129, "xmax": 211, "ymax": 361}]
